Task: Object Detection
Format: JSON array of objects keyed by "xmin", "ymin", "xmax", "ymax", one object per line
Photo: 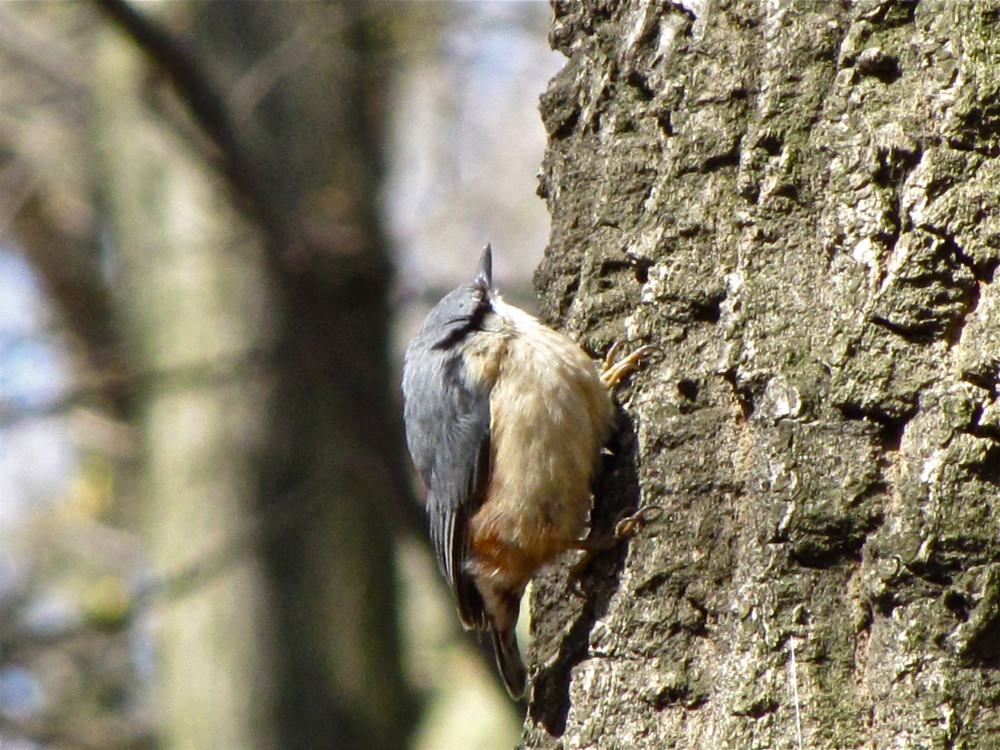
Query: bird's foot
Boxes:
[
  {"xmin": 600, "ymin": 343, "xmax": 660, "ymax": 389},
  {"xmin": 566, "ymin": 505, "xmax": 663, "ymax": 594},
  {"xmin": 613, "ymin": 505, "xmax": 663, "ymax": 538}
]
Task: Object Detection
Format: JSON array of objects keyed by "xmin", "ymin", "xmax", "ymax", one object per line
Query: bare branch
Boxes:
[
  {"xmin": 91, "ymin": 0, "xmax": 292, "ymax": 256},
  {"xmin": 228, "ymin": 23, "xmax": 321, "ymax": 129}
]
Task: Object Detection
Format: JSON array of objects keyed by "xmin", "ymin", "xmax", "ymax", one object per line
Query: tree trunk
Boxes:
[
  {"xmin": 527, "ymin": 2, "xmax": 1000, "ymax": 748},
  {"xmin": 189, "ymin": 5, "xmax": 417, "ymax": 750},
  {"xmin": 92, "ymin": 3, "xmax": 416, "ymax": 749},
  {"xmin": 93, "ymin": 23, "xmax": 280, "ymax": 750}
]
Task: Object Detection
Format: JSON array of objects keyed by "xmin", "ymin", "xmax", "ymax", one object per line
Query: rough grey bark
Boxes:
[{"xmin": 527, "ymin": 1, "xmax": 1000, "ymax": 748}]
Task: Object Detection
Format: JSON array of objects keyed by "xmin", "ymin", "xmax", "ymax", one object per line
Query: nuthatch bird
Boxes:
[{"xmin": 402, "ymin": 246, "xmax": 649, "ymax": 699}]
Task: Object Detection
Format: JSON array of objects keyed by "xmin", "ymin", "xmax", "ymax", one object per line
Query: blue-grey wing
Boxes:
[{"xmin": 402, "ymin": 348, "xmax": 491, "ymax": 629}]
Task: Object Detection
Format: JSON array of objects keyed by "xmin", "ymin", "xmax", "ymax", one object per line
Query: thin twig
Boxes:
[{"xmin": 227, "ymin": 23, "xmax": 320, "ymax": 128}]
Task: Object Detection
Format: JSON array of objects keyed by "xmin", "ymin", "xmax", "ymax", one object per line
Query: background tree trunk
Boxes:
[
  {"xmin": 190, "ymin": 6, "xmax": 419, "ymax": 749},
  {"xmin": 0, "ymin": 2, "xmax": 551, "ymax": 748},
  {"xmin": 527, "ymin": 1, "xmax": 1000, "ymax": 748},
  {"xmin": 93, "ymin": 3, "xmax": 416, "ymax": 749},
  {"xmin": 93, "ymin": 22, "xmax": 281, "ymax": 750}
]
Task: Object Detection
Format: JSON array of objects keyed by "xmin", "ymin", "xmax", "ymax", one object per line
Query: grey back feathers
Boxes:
[{"xmin": 401, "ymin": 247, "xmax": 495, "ymax": 628}]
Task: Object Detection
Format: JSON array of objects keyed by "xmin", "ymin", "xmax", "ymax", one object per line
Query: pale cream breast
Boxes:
[{"xmin": 467, "ymin": 298, "xmax": 615, "ymax": 585}]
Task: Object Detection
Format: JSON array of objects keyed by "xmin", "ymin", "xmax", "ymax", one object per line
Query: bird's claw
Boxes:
[
  {"xmin": 613, "ymin": 505, "xmax": 663, "ymax": 538},
  {"xmin": 600, "ymin": 343, "xmax": 661, "ymax": 389},
  {"xmin": 566, "ymin": 505, "xmax": 663, "ymax": 596}
]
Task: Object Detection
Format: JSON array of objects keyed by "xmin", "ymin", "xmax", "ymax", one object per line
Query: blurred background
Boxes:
[{"xmin": 0, "ymin": 3, "xmax": 560, "ymax": 749}]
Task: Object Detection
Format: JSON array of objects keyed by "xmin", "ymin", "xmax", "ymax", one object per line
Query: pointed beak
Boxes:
[{"xmin": 476, "ymin": 244, "xmax": 493, "ymax": 289}]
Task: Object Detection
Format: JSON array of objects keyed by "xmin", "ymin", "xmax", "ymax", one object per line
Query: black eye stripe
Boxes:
[{"xmin": 432, "ymin": 291, "xmax": 491, "ymax": 351}]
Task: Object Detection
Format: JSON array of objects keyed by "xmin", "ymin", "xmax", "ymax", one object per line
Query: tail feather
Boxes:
[{"xmin": 490, "ymin": 627, "xmax": 527, "ymax": 699}]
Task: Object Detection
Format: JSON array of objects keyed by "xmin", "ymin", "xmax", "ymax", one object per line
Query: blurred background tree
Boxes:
[{"xmin": 0, "ymin": 2, "xmax": 557, "ymax": 749}]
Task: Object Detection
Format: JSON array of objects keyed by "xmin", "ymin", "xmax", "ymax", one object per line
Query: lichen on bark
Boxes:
[{"xmin": 527, "ymin": 1, "xmax": 1000, "ymax": 748}]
